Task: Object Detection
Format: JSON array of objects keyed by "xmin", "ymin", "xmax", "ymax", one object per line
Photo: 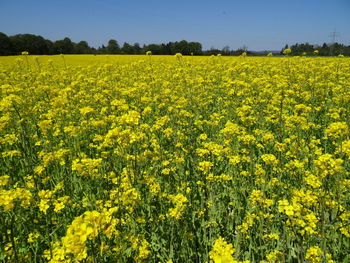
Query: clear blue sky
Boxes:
[{"xmin": 1, "ymin": 0, "xmax": 349, "ymax": 51}]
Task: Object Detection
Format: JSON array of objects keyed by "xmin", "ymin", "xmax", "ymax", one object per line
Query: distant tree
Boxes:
[
  {"xmin": 290, "ymin": 42, "xmax": 314, "ymax": 55},
  {"xmin": 98, "ymin": 45, "xmax": 107, "ymax": 54},
  {"xmin": 144, "ymin": 44, "xmax": 161, "ymax": 55},
  {"xmin": 204, "ymin": 47, "xmax": 221, "ymax": 56},
  {"xmin": 332, "ymin": 42, "xmax": 344, "ymax": 56},
  {"xmin": 107, "ymin": 39, "xmax": 120, "ymax": 54},
  {"xmin": 53, "ymin": 37, "xmax": 74, "ymax": 54},
  {"xmin": 160, "ymin": 42, "xmax": 175, "ymax": 55},
  {"xmin": 133, "ymin": 43, "xmax": 142, "ymax": 54},
  {"xmin": 74, "ymin": 41, "xmax": 91, "ymax": 54},
  {"xmin": 231, "ymin": 46, "xmax": 249, "ymax": 56},
  {"xmin": 10, "ymin": 34, "xmax": 50, "ymax": 54},
  {"xmin": 222, "ymin": 45, "xmax": 231, "ymax": 55},
  {"xmin": 0, "ymin": 32, "xmax": 14, "ymax": 55},
  {"xmin": 281, "ymin": 44, "xmax": 289, "ymax": 54},
  {"xmin": 174, "ymin": 40, "xmax": 190, "ymax": 55},
  {"xmin": 45, "ymin": 39, "xmax": 54, "ymax": 54},
  {"xmin": 344, "ymin": 45, "xmax": 350, "ymax": 56},
  {"xmin": 158, "ymin": 44, "xmax": 167, "ymax": 55},
  {"xmin": 161, "ymin": 42, "xmax": 175, "ymax": 55},
  {"xmin": 1, "ymin": 31, "xmax": 350, "ymax": 56},
  {"xmin": 319, "ymin": 43, "xmax": 330, "ymax": 56},
  {"xmin": 188, "ymin": 42, "xmax": 202, "ymax": 55},
  {"xmin": 121, "ymin": 42, "xmax": 134, "ymax": 54},
  {"xmin": 91, "ymin": 47, "xmax": 97, "ymax": 54},
  {"xmin": 170, "ymin": 43, "xmax": 176, "ymax": 55}
]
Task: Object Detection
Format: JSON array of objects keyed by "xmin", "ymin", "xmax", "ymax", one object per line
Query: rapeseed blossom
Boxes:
[
  {"xmin": 209, "ymin": 237, "xmax": 235, "ymax": 263},
  {"xmin": 0, "ymin": 54, "xmax": 349, "ymax": 262}
]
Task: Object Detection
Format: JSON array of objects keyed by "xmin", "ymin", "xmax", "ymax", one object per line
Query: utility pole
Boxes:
[{"xmin": 329, "ymin": 29, "xmax": 340, "ymax": 56}]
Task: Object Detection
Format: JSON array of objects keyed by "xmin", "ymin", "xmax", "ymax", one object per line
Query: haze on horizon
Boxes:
[{"xmin": 1, "ymin": 0, "xmax": 349, "ymax": 51}]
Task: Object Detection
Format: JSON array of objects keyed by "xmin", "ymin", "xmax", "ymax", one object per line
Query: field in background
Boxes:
[
  {"xmin": 0, "ymin": 54, "xmax": 154, "ymax": 67},
  {"xmin": 1, "ymin": 55, "xmax": 350, "ymax": 262}
]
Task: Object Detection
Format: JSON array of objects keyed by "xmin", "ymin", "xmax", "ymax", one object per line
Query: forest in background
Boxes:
[{"xmin": 1, "ymin": 32, "xmax": 350, "ymax": 56}]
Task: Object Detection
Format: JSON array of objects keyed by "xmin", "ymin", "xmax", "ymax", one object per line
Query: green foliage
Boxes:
[
  {"xmin": 107, "ymin": 39, "xmax": 121, "ymax": 54},
  {"xmin": 0, "ymin": 32, "xmax": 14, "ymax": 55},
  {"xmin": 1, "ymin": 32, "xmax": 350, "ymax": 56},
  {"xmin": 9, "ymin": 34, "xmax": 50, "ymax": 55}
]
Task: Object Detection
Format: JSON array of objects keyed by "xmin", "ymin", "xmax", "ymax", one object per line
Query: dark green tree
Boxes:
[
  {"xmin": 164, "ymin": 42, "xmax": 175, "ymax": 55},
  {"xmin": 121, "ymin": 42, "xmax": 134, "ymax": 54},
  {"xmin": 319, "ymin": 43, "xmax": 330, "ymax": 56},
  {"xmin": 174, "ymin": 40, "xmax": 190, "ymax": 54},
  {"xmin": 53, "ymin": 37, "xmax": 74, "ymax": 54},
  {"xmin": 332, "ymin": 42, "xmax": 344, "ymax": 55},
  {"xmin": 144, "ymin": 44, "xmax": 162, "ymax": 55},
  {"xmin": 107, "ymin": 39, "xmax": 120, "ymax": 54},
  {"xmin": 45, "ymin": 39, "xmax": 54, "ymax": 54},
  {"xmin": 0, "ymin": 32, "xmax": 14, "ymax": 55},
  {"xmin": 74, "ymin": 41, "xmax": 91, "ymax": 54},
  {"xmin": 133, "ymin": 43, "xmax": 142, "ymax": 54},
  {"xmin": 98, "ymin": 45, "xmax": 107, "ymax": 54},
  {"xmin": 9, "ymin": 34, "xmax": 50, "ymax": 54},
  {"xmin": 290, "ymin": 42, "xmax": 314, "ymax": 55},
  {"xmin": 188, "ymin": 42, "xmax": 202, "ymax": 55}
]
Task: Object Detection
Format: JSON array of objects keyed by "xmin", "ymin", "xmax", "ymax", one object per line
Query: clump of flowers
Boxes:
[
  {"xmin": 305, "ymin": 246, "xmax": 323, "ymax": 263},
  {"xmin": 209, "ymin": 237, "xmax": 235, "ymax": 263},
  {"xmin": 283, "ymin": 48, "xmax": 292, "ymax": 55}
]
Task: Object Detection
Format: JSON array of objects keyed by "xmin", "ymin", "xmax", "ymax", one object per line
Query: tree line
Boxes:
[
  {"xmin": 0, "ymin": 33, "xmax": 204, "ymax": 56},
  {"xmin": 0, "ymin": 32, "xmax": 349, "ymax": 56},
  {"xmin": 282, "ymin": 42, "xmax": 350, "ymax": 56}
]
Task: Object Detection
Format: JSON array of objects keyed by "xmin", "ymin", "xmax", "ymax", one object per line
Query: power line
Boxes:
[
  {"xmin": 329, "ymin": 29, "xmax": 340, "ymax": 44},
  {"xmin": 328, "ymin": 29, "xmax": 341, "ymax": 56}
]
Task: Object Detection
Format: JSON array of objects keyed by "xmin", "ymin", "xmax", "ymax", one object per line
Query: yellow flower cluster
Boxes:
[
  {"xmin": 0, "ymin": 188, "xmax": 33, "ymax": 211},
  {"xmin": 305, "ymin": 246, "xmax": 323, "ymax": 263},
  {"xmin": 48, "ymin": 208, "xmax": 118, "ymax": 262},
  {"xmin": 167, "ymin": 193, "xmax": 188, "ymax": 220},
  {"xmin": 72, "ymin": 157, "xmax": 103, "ymax": 177},
  {"xmin": 325, "ymin": 121, "xmax": 349, "ymax": 139},
  {"xmin": 209, "ymin": 237, "xmax": 236, "ymax": 263},
  {"xmin": 209, "ymin": 237, "xmax": 250, "ymax": 263}
]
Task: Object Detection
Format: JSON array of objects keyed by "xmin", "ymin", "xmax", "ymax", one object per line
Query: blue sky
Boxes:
[{"xmin": 1, "ymin": 0, "xmax": 349, "ymax": 51}]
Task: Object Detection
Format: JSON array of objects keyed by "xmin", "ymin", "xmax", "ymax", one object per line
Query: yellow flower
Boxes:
[
  {"xmin": 261, "ymin": 154, "xmax": 279, "ymax": 166},
  {"xmin": 278, "ymin": 200, "xmax": 295, "ymax": 216},
  {"xmin": 72, "ymin": 158, "xmax": 103, "ymax": 177},
  {"xmin": 168, "ymin": 193, "xmax": 188, "ymax": 220},
  {"xmin": 283, "ymin": 48, "xmax": 291, "ymax": 55},
  {"xmin": 0, "ymin": 175, "xmax": 10, "ymax": 186},
  {"xmin": 325, "ymin": 122, "xmax": 349, "ymax": 139},
  {"xmin": 136, "ymin": 239, "xmax": 151, "ymax": 261},
  {"xmin": 79, "ymin": 106, "xmax": 95, "ymax": 116},
  {"xmin": 27, "ymin": 232, "xmax": 40, "ymax": 243},
  {"xmin": 39, "ymin": 199, "xmax": 50, "ymax": 214},
  {"xmin": 198, "ymin": 161, "xmax": 214, "ymax": 174},
  {"xmin": 209, "ymin": 237, "xmax": 235, "ymax": 263},
  {"xmin": 175, "ymin": 53, "xmax": 183, "ymax": 59},
  {"xmin": 305, "ymin": 246, "xmax": 322, "ymax": 263},
  {"xmin": 265, "ymin": 250, "xmax": 283, "ymax": 263},
  {"xmin": 314, "ymin": 154, "xmax": 343, "ymax": 178},
  {"xmin": 304, "ymin": 172, "xmax": 322, "ymax": 188}
]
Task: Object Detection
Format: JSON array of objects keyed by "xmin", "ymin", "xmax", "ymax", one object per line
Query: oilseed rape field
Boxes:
[{"xmin": 1, "ymin": 54, "xmax": 350, "ymax": 263}]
